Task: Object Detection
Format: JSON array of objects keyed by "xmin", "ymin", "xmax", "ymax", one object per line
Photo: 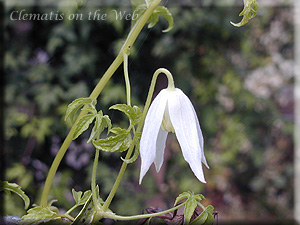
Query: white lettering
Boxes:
[
  {"xmin": 10, "ymin": 11, "xmax": 18, "ymax": 21},
  {"xmin": 132, "ymin": 10, "xmax": 139, "ymax": 21},
  {"xmin": 112, "ymin": 10, "xmax": 126, "ymax": 20},
  {"xmin": 68, "ymin": 13, "xmax": 83, "ymax": 20}
]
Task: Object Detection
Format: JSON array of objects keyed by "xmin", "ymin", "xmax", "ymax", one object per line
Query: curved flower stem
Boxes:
[
  {"xmin": 123, "ymin": 51, "xmax": 131, "ymax": 106},
  {"xmin": 139, "ymin": 68, "xmax": 175, "ymax": 127},
  {"xmin": 40, "ymin": 0, "xmax": 162, "ymax": 207},
  {"xmin": 110, "ymin": 202, "xmax": 185, "ymax": 221},
  {"xmin": 155, "ymin": 68, "xmax": 175, "ymax": 90}
]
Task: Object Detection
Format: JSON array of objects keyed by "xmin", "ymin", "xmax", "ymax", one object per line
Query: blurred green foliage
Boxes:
[{"xmin": 4, "ymin": 2, "xmax": 293, "ymax": 223}]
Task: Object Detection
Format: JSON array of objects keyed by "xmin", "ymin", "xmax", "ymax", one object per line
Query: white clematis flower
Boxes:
[{"xmin": 139, "ymin": 87, "xmax": 209, "ymax": 184}]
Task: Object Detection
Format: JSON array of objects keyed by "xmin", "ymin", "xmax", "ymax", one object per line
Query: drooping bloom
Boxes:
[{"xmin": 139, "ymin": 87, "xmax": 209, "ymax": 184}]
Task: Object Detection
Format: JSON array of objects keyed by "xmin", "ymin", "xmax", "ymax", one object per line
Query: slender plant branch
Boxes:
[
  {"xmin": 60, "ymin": 213, "xmax": 74, "ymax": 222},
  {"xmin": 123, "ymin": 52, "xmax": 131, "ymax": 106},
  {"xmin": 91, "ymin": 148, "xmax": 101, "ymax": 210},
  {"xmin": 65, "ymin": 204, "xmax": 78, "ymax": 216},
  {"xmin": 109, "ymin": 202, "xmax": 185, "ymax": 221},
  {"xmin": 40, "ymin": 0, "xmax": 161, "ymax": 207}
]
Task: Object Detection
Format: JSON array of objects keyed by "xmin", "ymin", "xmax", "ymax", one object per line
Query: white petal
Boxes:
[
  {"xmin": 139, "ymin": 90, "xmax": 168, "ymax": 184},
  {"xmin": 190, "ymin": 99, "xmax": 209, "ymax": 169},
  {"xmin": 168, "ymin": 88, "xmax": 206, "ymax": 183},
  {"xmin": 154, "ymin": 128, "xmax": 168, "ymax": 172}
]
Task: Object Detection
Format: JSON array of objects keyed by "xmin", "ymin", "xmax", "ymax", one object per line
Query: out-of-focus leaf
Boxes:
[
  {"xmin": 0, "ymin": 180, "xmax": 30, "ymax": 209},
  {"xmin": 20, "ymin": 117, "xmax": 53, "ymax": 143},
  {"xmin": 230, "ymin": 0, "xmax": 258, "ymax": 27},
  {"xmin": 76, "ymin": 0, "xmax": 86, "ymax": 10},
  {"xmin": 131, "ymin": 0, "xmax": 144, "ymax": 9}
]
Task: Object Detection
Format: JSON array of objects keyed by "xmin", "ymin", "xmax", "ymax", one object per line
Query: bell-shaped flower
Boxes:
[{"xmin": 139, "ymin": 87, "xmax": 209, "ymax": 184}]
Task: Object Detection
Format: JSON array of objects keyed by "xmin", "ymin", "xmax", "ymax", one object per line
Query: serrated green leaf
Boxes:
[
  {"xmin": 82, "ymin": 107, "xmax": 97, "ymax": 115},
  {"xmin": 92, "ymin": 128, "xmax": 131, "ymax": 152},
  {"xmin": 73, "ymin": 114, "xmax": 96, "ymax": 140},
  {"xmin": 203, "ymin": 212, "xmax": 214, "ymax": 225},
  {"xmin": 87, "ymin": 112, "xmax": 112, "ymax": 143},
  {"xmin": 174, "ymin": 191, "xmax": 192, "ymax": 206},
  {"xmin": 72, "ymin": 189, "xmax": 83, "ymax": 205},
  {"xmin": 190, "ymin": 205, "xmax": 215, "ymax": 225},
  {"xmin": 205, "ymin": 205, "xmax": 214, "ymax": 214},
  {"xmin": 72, "ymin": 189, "xmax": 92, "ymax": 206},
  {"xmin": 72, "ymin": 197, "xmax": 96, "ymax": 225},
  {"xmin": 184, "ymin": 198, "xmax": 198, "ymax": 225},
  {"xmin": 132, "ymin": 106, "xmax": 142, "ymax": 124},
  {"xmin": 230, "ymin": 0, "xmax": 258, "ymax": 27},
  {"xmin": 79, "ymin": 190, "xmax": 92, "ymax": 205},
  {"xmin": 190, "ymin": 211, "xmax": 208, "ymax": 225},
  {"xmin": 109, "ymin": 104, "xmax": 142, "ymax": 126},
  {"xmin": 148, "ymin": 13, "xmax": 159, "ymax": 29},
  {"xmin": 194, "ymin": 194, "xmax": 205, "ymax": 202},
  {"xmin": 0, "ymin": 180, "xmax": 30, "ymax": 209},
  {"xmin": 147, "ymin": 6, "xmax": 173, "ymax": 32},
  {"xmin": 20, "ymin": 206, "xmax": 60, "ymax": 225},
  {"xmin": 72, "ymin": 186, "xmax": 106, "ymax": 225},
  {"xmin": 121, "ymin": 132, "xmax": 141, "ymax": 163},
  {"xmin": 65, "ymin": 98, "xmax": 94, "ymax": 122}
]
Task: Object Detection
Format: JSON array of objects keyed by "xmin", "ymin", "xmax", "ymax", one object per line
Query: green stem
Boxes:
[
  {"xmin": 110, "ymin": 202, "xmax": 185, "ymax": 221},
  {"xmin": 155, "ymin": 68, "xmax": 175, "ymax": 90},
  {"xmin": 60, "ymin": 213, "xmax": 75, "ymax": 222},
  {"xmin": 91, "ymin": 148, "xmax": 101, "ymax": 210},
  {"xmin": 102, "ymin": 145, "xmax": 133, "ymax": 211},
  {"xmin": 139, "ymin": 68, "xmax": 175, "ymax": 130},
  {"xmin": 123, "ymin": 52, "xmax": 131, "ymax": 106},
  {"xmin": 197, "ymin": 202, "xmax": 206, "ymax": 211},
  {"xmin": 65, "ymin": 204, "xmax": 78, "ymax": 216},
  {"xmin": 40, "ymin": 0, "xmax": 162, "ymax": 207}
]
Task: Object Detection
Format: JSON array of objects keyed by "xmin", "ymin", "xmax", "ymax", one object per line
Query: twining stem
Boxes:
[
  {"xmin": 110, "ymin": 202, "xmax": 186, "ymax": 221},
  {"xmin": 123, "ymin": 52, "xmax": 131, "ymax": 106},
  {"xmin": 40, "ymin": 0, "xmax": 162, "ymax": 207},
  {"xmin": 102, "ymin": 68, "xmax": 174, "ymax": 210}
]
